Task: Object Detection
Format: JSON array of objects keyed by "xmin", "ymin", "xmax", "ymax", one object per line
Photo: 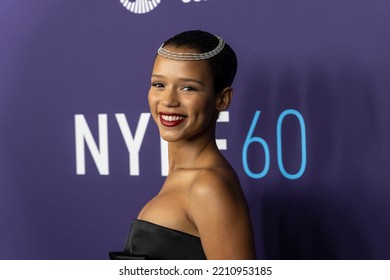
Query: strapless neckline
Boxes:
[
  {"xmin": 134, "ymin": 219, "xmax": 200, "ymax": 239},
  {"xmin": 109, "ymin": 219, "xmax": 207, "ymax": 260}
]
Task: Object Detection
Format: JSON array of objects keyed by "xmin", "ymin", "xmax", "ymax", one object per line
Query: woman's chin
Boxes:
[{"xmin": 159, "ymin": 131, "xmax": 182, "ymax": 143}]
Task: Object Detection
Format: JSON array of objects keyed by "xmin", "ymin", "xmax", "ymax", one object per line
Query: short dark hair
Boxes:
[{"xmin": 162, "ymin": 30, "xmax": 238, "ymax": 93}]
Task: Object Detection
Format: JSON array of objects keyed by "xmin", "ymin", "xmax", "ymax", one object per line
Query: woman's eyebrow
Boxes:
[
  {"xmin": 151, "ymin": 74, "xmax": 165, "ymax": 80},
  {"xmin": 176, "ymin": 78, "xmax": 205, "ymax": 86},
  {"xmin": 151, "ymin": 74, "xmax": 205, "ymax": 86}
]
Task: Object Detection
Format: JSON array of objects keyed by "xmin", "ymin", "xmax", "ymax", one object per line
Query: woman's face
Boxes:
[{"xmin": 148, "ymin": 48, "xmax": 218, "ymax": 143}]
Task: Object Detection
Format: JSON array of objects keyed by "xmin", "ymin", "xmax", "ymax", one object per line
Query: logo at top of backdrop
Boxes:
[
  {"xmin": 120, "ymin": 0, "xmax": 161, "ymax": 14},
  {"xmin": 119, "ymin": 0, "xmax": 206, "ymax": 14}
]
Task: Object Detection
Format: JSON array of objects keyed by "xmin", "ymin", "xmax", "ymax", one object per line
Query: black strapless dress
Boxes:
[{"xmin": 109, "ymin": 219, "xmax": 207, "ymax": 260}]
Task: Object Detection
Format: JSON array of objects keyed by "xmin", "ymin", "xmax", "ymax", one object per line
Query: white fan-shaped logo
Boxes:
[{"xmin": 120, "ymin": 0, "xmax": 161, "ymax": 14}]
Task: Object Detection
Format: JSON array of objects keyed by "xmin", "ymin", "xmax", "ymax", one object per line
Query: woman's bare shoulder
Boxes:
[
  {"xmin": 185, "ymin": 167, "xmax": 256, "ymax": 259},
  {"xmin": 188, "ymin": 166, "xmax": 242, "ymax": 202},
  {"xmin": 186, "ymin": 165, "xmax": 249, "ymax": 226}
]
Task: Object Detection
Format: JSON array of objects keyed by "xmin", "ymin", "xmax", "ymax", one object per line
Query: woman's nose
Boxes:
[{"xmin": 161, "ymin": 88, "xmax": 180, "ymax": 107}]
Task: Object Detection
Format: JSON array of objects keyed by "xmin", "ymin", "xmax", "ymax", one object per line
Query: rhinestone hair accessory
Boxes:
[{"xmin": 157, "ymin": 35, "xmax": 225, "ymax": 61}]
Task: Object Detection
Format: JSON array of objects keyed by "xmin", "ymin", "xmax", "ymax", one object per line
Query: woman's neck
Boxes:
[{"xmin": 167, "ymin": 134, "xmax": 218, "ymax": 171}]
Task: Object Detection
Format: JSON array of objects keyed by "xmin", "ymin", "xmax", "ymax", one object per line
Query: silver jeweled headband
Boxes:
[{"xmin": 157, "ymin": 35, "xmax": 225, "ymax": 61}]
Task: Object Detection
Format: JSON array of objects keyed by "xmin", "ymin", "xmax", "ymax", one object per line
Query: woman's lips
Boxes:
[{"xmin": 159, "ymin": 113, "xmax": 187, "ymax": 127}]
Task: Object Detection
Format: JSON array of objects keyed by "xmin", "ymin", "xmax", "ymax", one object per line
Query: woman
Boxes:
[{"xmin": 111, "ymin": 30, "xmax": 256, "ymax": 260}]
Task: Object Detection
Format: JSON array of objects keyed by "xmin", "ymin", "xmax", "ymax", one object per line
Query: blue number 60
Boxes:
[{"xmin": 242, "ymin": 109, "xmax": 307, "ymax": 180}]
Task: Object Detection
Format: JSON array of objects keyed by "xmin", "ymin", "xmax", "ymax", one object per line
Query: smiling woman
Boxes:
[{"xmin": 110, "ymin": 30, "xmax": 256, "ymax": 260}]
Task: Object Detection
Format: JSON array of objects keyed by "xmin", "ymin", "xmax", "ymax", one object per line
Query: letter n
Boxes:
[{"xmin": 75, "ymin": 114, "xmax": 109, "ymax": 175}]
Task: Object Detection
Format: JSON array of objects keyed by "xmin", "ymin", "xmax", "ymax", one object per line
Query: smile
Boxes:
[{"xmin": 159, "ymin": 113, "xmax": 187, "ymax": 127}]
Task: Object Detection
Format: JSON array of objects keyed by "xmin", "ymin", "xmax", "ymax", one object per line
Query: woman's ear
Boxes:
[{"xmin": 216, "ymin": 87, "xmax": 233, "ymax": 111}]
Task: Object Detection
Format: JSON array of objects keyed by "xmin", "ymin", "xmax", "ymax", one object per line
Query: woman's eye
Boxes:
[
  {"xmin": 152, "ymin": 82, "xmax": 164, "ymax": 88},
  {"xmin": 182, "ymin": 86, "xmax": 196, "ymax": 91}
]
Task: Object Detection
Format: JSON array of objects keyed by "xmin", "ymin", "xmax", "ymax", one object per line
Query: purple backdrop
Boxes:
[{"xmin": 1, "ymin": 0, "xmax": 390, "ymax": 259}]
